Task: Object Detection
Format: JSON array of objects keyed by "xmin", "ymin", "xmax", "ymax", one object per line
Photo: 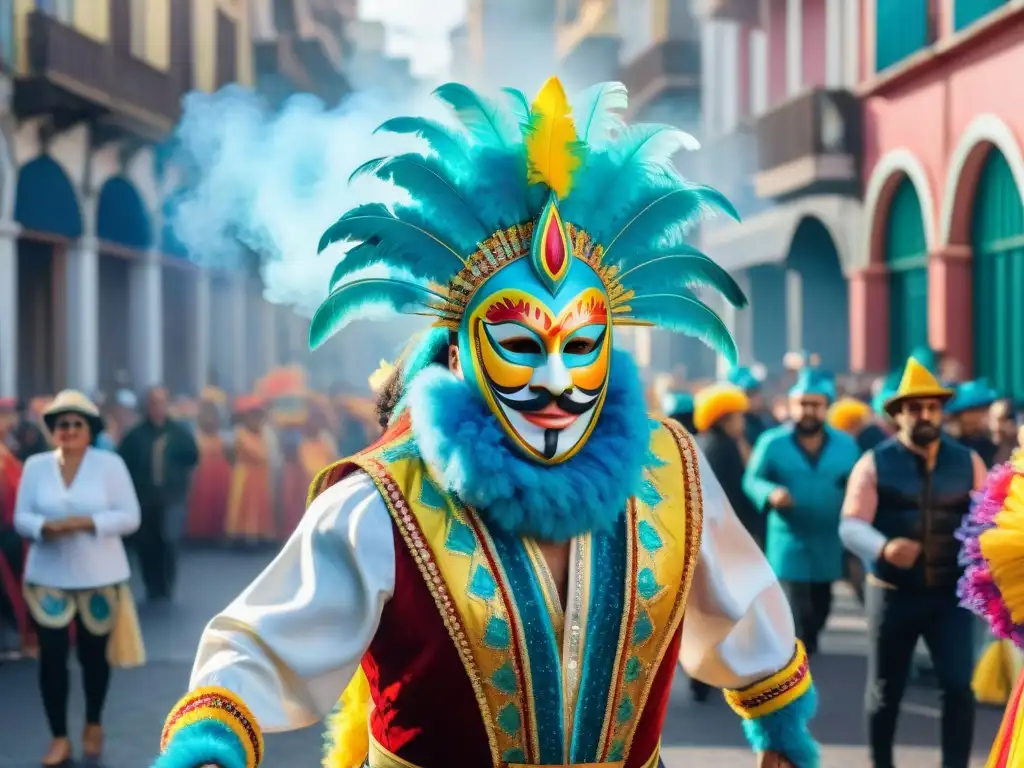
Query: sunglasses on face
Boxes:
[{"xmin": 55, "ymin": 419, "xmax": 86, "ymax": 432}]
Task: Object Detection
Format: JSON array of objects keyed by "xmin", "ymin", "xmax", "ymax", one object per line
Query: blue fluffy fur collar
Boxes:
[{"xmin": 405, "ymin": 349, "xmax": 652, "ymax": 542}]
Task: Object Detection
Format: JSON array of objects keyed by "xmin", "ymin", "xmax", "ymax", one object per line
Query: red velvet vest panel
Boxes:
[
  {"xmin": 626, "ymin": 625, "xmax": 683, "ymax": 767},
  {"xmin": 363, "ymin": 524, "xmax": 492, "ymax": 766}
]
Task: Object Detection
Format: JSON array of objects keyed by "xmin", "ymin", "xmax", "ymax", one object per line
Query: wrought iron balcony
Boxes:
[
  {"xmin": 18, "ymin": 11, "xmax": 181, "ymax": 135},
  {"xmin": 619, "ymin": 39, "xmax": 701, "ymax": 108},
  {"xmin": 753, "ymin": 87, "xmax": 861, "ymax": 199}
]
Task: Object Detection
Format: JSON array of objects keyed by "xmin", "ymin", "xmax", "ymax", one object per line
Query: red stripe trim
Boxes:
[{"xmin": 994, "ymin": 670, "xmax": 1024, "ymax": 767}]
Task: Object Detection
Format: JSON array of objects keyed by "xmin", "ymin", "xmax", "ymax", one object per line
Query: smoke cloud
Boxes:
[{"xmin": 168, "ymin": 85, "xmax": 434, "ymax": 314}]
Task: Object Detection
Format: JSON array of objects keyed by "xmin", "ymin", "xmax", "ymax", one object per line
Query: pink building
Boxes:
[
  {"xmin": 856, "ymin": 0, "xmax": 1024, "ymax": 401},
  {"xmin": 692, "ymin": 0, "xmax": 862, "ymax": 378}
]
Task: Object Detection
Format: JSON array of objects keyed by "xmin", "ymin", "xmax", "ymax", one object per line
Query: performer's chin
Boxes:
[{"xmin": 505, "ymin": 408, "xmax": 595, "ymax": 462}]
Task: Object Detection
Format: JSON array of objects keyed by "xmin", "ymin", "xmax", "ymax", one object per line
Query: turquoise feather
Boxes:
[
  {"xmin": 571, "ymin": 82, "xmax": 627, "ymax": 145},
  {"xmin": 601, "ymin": 185, "xmax": 738, "ymax": 264},
  {"xmin": 609, "ymin": 123, "xmax": 701, "ymax": 168},
  {"xmin": 433, "ymin": 82, "xmax": 520, "ymax": 148},
  {"xmin": 328, "ymin": 242, "xmax": 381, "ymax": 291},
  {"xmin": 502, "ymin": 87, "xmax": 532, "ymax": 125},
  {"xmin": 373, "ymin": 116, "xmax": 472, "ymax": 159},
  {"xmin": 618, "ymin": 248, "xmax": 748, "ymax": 308},
  {"xmin": 620, "ymin": 293, "xmax": 738, "ymax": 363},
  {"xmin": 348, "ymin": 152, "xmax": 491, "ymax": 238},
  {"xmin": 318, "ymin": 203, "xmax": 466, "ymax": 284},
  {"xmin": 309, "ymin": 277, "xmax": 445, "ymax": 349}
]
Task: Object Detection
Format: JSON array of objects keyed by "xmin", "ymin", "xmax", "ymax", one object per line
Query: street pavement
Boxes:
[{"xmin": 0, "ymin": 549, "xmax": 1005, "ymax": 767}]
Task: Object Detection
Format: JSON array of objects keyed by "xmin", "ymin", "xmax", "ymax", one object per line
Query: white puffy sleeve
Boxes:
[
  {"xmin": 189, "ymin": 471, "xmax": 395, "ymax": 732},
  {"xmin": 678, "ymin": 447, "xmax": 796, "ymax": 688}
]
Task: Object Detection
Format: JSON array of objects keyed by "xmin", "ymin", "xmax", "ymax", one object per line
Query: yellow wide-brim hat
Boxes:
[
  {"xmin": 693, "ymin": 383, "xmax": 749, "ymax": 433},
  {"xmin": 883, "ymin": 356, "xmax": 954, "ymax": 416},
  {"xmin": 828, "ymin": 397, "xmax": 872, "ymax": 434}
]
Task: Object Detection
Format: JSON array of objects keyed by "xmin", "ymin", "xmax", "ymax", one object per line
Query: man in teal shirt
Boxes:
[{"xmin": 743, "ymin": 367, "xmax": 860, "ymax": 654}]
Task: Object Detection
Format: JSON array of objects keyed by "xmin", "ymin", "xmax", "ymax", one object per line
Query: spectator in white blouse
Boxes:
[{"xmin": 14, "ymin": 390, "xmax": 142, "ymax": 767}]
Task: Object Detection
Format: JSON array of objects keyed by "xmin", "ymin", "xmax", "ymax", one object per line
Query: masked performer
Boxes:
[{"xmin": 154, "ymin": 78, "xmax": 818, "ymax": 768}]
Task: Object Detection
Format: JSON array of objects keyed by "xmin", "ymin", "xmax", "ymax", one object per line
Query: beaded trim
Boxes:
[
  {"xmin": 355, "ymin": 455, "xmax": 502, "ymax": 768},
  {"xmin": 617, "ymin": 421, "xmax": 705, "ymax": 760},
  {"xmin": 724, "ymin": 641, "xmax": 813, "ymax": 720},
  {"xmin": 161, "ymin": 686, "xmax": 263, "ymax": 768},
  {"xmin": 431, "ymin": 220, "xmax": 624, "ymax": 328}
]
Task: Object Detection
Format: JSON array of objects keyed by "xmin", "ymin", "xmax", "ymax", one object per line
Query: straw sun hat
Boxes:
[{"xmin": 43, "ymin": 389, "xmax": 105, "ymax": 436}]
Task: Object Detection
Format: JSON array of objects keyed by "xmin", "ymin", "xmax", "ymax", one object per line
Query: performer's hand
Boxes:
[
  {"xmin": 882, "ymin": 537, "xmax": 921, "ymax": 569},
  {"xmin": 768, "ymin": 487, "xmax": 793, "ymax": 509},
  {"xmin": 757, "ymin": 751, "xmax": 797, "ymax": 768}
]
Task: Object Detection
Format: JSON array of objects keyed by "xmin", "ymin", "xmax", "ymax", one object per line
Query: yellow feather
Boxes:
[
  {"xmin": 524, "ymin": 76, "xmax": 583, "ymax": 200},
  {"xmin": 322, "ymin": 667, "xmax": 371, "ymax": 768}
]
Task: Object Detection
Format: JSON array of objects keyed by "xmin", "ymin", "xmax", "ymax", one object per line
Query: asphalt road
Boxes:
[{"xmin": 0, "ymin": 549, "xmax": 1005, "ymax": 767}]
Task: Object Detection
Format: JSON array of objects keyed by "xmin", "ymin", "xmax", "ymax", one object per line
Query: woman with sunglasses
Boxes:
[{"xmin": 13, "ymin": 390, "xmax": 142, "ymax": 766}]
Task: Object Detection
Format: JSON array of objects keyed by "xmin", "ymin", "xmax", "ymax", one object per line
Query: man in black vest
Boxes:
[{"xmin": 839, "ymin": 356, "xmax": 986, "ymax": 768}]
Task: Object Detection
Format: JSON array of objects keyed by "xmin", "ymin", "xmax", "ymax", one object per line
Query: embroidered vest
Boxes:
[{"xmin": 312, "ymin": 416, "xmax": 703, "ymax": 768}]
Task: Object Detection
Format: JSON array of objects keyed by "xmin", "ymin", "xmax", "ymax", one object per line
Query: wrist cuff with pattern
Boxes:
[
  {"xmin": 160, "ymin": 686, "xmax": 264, "ymax": 768},
  {"xmin": 724, "ymin": 640, "xmax": 812, "ymax": 719}
]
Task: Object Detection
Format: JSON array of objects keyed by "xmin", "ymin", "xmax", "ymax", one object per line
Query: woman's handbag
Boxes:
[{"xmin": 106, "ymin": 584, "xmax": 146, "ymax": 668}]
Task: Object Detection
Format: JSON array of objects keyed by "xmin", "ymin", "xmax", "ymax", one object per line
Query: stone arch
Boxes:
[
  {"xmin": 940, "ymin": 114, "xmax": 1024, "ymax": 246},
  {"xmin": 862, "ymin": 148, "xmax": 937, "ymax": 266},
  {"xmin": 15, "ymin": 155, "xmax": 82, "ymax": 238},
  {"xmin": 785, "ymin": 216, "xmax": 849, "ymax": 372},
  {"xmin": 96, "ymin": 176, "xmax": 153, "ymax": 250}
]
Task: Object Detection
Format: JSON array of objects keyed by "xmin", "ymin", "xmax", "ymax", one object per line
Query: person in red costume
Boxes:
[
  {"xmin": 0, "ymin": 397, "xmax": 29, "ymax": 657},
  {"xmin": 153, "ymin": 77, "xmax": 819, "ymax": 768}
]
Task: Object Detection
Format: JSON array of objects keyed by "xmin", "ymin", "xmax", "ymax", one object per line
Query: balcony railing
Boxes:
[
  {"xmin": 619, "ymin": 39, "xmax": 700, "ymax": 99},
  {"xmin": 24, "ymin": 11, "xmax": 180, "ymax": 131},
  {"xmin": 755, "ymin": 88, "xmax": 861, "ymax": 173}
]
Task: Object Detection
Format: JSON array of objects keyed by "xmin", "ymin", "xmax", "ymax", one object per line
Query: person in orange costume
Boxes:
[
  {"xmin": 0, "ymin": 397, "xmax": 30, "ymax": 656},
  {"xmin": 185, "ymin": 390, "xmax": 232, "ymax": 542},
  {"xmin": 224, "ymin": 397, "xmax": 276, "ymax": 543},
  {"xmin": 285, "ymin": 396, "xmax": 338, "ymax": 533}
]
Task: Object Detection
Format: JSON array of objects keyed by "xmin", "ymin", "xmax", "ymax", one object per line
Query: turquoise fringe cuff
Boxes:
[
  {"xmin": 151, "ymin": 720, "xmax": 249, "ymax": 768},
  {"xmin": 741, "ymin": 683, "xmax": 820, "ymax": 768}
]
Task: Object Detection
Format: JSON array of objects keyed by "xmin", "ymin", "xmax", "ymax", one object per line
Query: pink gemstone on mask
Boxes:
[{"xmin": 544, "ymin": 218, "xmax": 566, "ymax": 274}]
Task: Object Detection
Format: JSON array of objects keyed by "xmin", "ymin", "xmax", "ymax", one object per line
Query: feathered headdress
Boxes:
[{"xmin": 310, "ymin": 77, "xmax": 746, "ymax": 360}]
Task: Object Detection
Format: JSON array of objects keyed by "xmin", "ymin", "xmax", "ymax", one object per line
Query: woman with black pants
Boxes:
[{"xmin": 14, "ymin": 391, "xmax": 142, "ymax": 766}]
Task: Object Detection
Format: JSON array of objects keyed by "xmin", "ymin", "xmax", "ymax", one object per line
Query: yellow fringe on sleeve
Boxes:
[{"xmin": 322, "ymin": 667, "xmax": 372, "ymax": 768}]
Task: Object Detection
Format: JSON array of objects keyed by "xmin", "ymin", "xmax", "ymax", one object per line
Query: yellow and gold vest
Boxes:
[{"xmin": 315, "ymin": 417, "xmax": 703, "ymax": 768}]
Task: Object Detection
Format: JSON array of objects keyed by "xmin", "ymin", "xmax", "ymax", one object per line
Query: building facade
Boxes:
[
  {"xmin": 692, "ymin": 0, "xmax": 862, "ymax": 377},
  {"xmin": 0, "ymin": 0, "xmax": 351, "ymax": 400},
  {"xmin": 855, "ymin": 0, "xmax": 1024, "ymax": 401}
]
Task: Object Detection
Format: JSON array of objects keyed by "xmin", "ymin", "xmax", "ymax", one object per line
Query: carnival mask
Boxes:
[{"xmin": 457, "ymin": 198, "xmax": 612, "ymax": 464}]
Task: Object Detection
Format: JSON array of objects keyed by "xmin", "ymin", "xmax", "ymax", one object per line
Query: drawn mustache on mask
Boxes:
[{"xmin": 493, "ymin": 385, "xmax": 602, "ymax": 415}]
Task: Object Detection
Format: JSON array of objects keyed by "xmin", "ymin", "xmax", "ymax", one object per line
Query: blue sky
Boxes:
[{"xmin": 358, "ymin": 0, "xmax": 467, "ymax": 76}]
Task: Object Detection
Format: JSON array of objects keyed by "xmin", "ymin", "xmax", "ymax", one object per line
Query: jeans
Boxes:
[
  {"xmin": 864, "ymin": 583, "xmax": 975, "ymax": 768},
  {"xmin": 136, "ymin": 501, "xmax": 186, "ymax": 600},
  {"xmin": 781, "ymin": 581, "xmax": 833, "ymax": 654}
]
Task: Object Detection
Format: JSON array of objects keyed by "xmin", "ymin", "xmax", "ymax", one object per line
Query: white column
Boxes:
[
  {"xmin": 228, "ymin": 276, "xmax": 248, "ymax": 394},
  {"xmin": 261, "ymin": 299, "xmax": 279, "ymax": 373},
  {"xmin": 825, "ymin": 0, "xmax": 843, "ymax": 87},
  {"xmin": 786, "ymin": 268, "xmax": 803, "ymax": 353},
  {"xmin": 842, "ymin": 0, "xmax": 861, "ymax": 87},
  {"xmin": 0, "ymin": 220, "xmax": 19, "ymax": 397},
  {"xmin": 129, "ymin": 251, "xmax": 163, "ymax": 388},
  {"xmin": 750, "ymin": 28, "xmax": 769, "ymax": 115},
  {"xmin": 720, "ymin": 22, "xmax": 740, "ymax": 133},
  {"xmin": 65, "ymin": 236, "xmax": 100, "ymax": 393},
  {"xmin": 194, "ymin": 270, "xmax": 211, "ymax": 393},
  {"xmin": 701, "ymin": 20, "xmax": 719, "ymax": 137},
  {"xmin": 786, "ymin": 0, "xmax": 803, "ymax": 96}
]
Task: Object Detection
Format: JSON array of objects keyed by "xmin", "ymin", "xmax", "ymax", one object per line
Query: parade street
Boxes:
[{"xmin": 0, "ymin": 549, "xmax": 1005, "ymax": 768}]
